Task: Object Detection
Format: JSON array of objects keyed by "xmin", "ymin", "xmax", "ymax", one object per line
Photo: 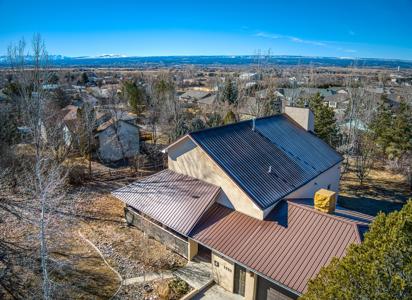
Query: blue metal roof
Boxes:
[{"xmin": 190, "ymin": 114, "xmax": 342, "ymax": 209}]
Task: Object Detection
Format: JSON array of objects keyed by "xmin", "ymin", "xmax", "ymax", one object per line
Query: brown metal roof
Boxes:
[
  {"xmin": 112, "ymin": 170, "xmax": 221, "ymax": 236},
  {"xmin": 191, "ymin": 199, "xmax": 372, "ymax": 295}
]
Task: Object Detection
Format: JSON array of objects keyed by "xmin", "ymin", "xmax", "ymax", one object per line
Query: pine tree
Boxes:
[
  {"xmin": 190, "ymin": 117, "xmax": 206, "ymax": 131},
  {"xmin": 221, "ymin": 78, "xmax": 238, "ymax": 105},
  {"xmin": 388, "ymin": 100, "xmax": 412, "ymax": 160},
  {"xmin": 369, "ymin": 103, "xmax": 393, "ymax": 156},
  {"xmin": 207, "ymin": 112, "xmax": 223, "ymax": 127},
  {"xmin": 80, "ymin": 72, "xmax": 89, "ymax": 85},
  {"xmin": 169, "ymin": 118, "xmax": 189, "ymax": 141},
  {"xmin": 122, "ymin": 81, "xmax": 146, "ymax": 114},
  {"xmin": 299, "ymin": 93, "xmax": 339, "ymax": 147},
  {"xmin": 302, "ymin": 200, "xmax": 412, "ymax": 300}
]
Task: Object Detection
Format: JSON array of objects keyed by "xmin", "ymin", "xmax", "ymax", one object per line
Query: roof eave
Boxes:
[{"xmin": 191, "ymin": 238, "xmax": 303, "ymax": 297}]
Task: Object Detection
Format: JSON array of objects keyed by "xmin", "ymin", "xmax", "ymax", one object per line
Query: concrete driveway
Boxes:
[{"xmin": 192, "ymin": 284, "xmax": 244, "ymax": 300}]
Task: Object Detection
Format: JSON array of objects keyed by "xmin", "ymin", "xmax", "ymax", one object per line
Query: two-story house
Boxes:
[{"xmin": 112, "ymin": 107, "xmax": 372, "ymax": 299}]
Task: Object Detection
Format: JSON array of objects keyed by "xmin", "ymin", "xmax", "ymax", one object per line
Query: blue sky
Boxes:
[{"xmin": 1, "ymin": 0, "xmax": 411, "ymax": 59}]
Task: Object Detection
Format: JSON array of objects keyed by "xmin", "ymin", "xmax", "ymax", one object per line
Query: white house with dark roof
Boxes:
[
  {"xmin": 96, "ymin": 112, "xmax": 140, "ymax": 162},
  {"xmin": 112, "ymin": 107, "xmax": 372, "ymax": 300}
]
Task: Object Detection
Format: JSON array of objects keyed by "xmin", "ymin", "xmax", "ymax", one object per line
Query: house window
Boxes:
[{"xmin": 214, "ymin": 261, "xmax": 219, "ymax": 267}]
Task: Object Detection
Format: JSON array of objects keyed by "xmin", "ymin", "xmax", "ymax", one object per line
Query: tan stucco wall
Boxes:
[
  {"xmin": 263, "ymin": 162, "xmax": 341, "ymax": 218},
  {"xmin": 187, "ymin": 238, "xmax": 198, "ymax": 261},
  {"xmin": 245, "ymin": 271, "xmax": 257, "ymax": 300},
  {"xmin": 168, "ymin": 137, "xmax": 264, "ymax": 219},
  {"xmin": 212, "ymin": 252, "xmax": 235, "ymax": 292}
]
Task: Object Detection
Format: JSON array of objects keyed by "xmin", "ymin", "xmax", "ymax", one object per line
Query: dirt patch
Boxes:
[
  {"xmin": 78, "ymin": 195, "xmax": 186, "ymax": 278},
  {"xmin": 0, "ymin": 181, "xmax": 186, "ymax": 299},
  {"xmin": 118, "ymin": 276, "xmax": 192, "ymax": 300}
]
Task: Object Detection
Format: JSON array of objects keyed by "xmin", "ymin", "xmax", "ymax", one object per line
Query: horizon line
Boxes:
[{"xmin": 1, "ymin": 53, "xmax": 411, "ymax": 63}]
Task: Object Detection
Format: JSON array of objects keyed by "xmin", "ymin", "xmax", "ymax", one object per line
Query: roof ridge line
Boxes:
[{"xmin": 189, "ymin": 113, "xmax": 284, "ymax": 136}]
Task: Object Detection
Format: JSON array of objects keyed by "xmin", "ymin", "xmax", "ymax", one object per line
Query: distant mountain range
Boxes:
[{"xmin": 1, "ymin": 55, "xmax": 411, "ymax": 69}]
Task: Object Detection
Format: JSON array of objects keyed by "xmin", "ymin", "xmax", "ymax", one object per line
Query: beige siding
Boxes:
[
  {"xmin": 245, "ymin": 271, "xmax": 257, "ymax": 300},
  {"xmin": 212, "ymin": 252, "xmax": 235, "ymax": 292},
  {"xmin": 263, "ymin": 162, "xmax": 341, "ymax": 218},
  {"xmin": 168, "ymin": 137, "xmax": 264, "ymax": 219},
  {"xmin": 187, "ymin": 238, "xmax": 198, "ymax": 261}
]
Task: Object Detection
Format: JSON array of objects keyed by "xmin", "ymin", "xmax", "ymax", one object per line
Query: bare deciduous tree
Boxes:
[
  {"xmin": 354, "ymin": 134, "xmax": 375, "ymax": 186},
  {"xmin": 6, "ymin": 34, "xmax": 73, "ymax": 299}
]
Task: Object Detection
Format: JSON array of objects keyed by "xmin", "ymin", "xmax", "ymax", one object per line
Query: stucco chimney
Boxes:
[
  {"xmin": 285, "ymin": 106, "xmax": 314, "ymax": 132},
  {"xmin": 314, "ymin": 189, "xmax": 336, "ymax": 214}
]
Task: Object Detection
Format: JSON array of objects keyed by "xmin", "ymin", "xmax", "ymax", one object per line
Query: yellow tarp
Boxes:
[{"xmin": 314, "ymin": 189, "xmax": 336, "ymax": 214}]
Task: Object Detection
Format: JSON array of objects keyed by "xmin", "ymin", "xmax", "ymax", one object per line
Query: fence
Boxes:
[
  {"xmin": 89, "ymin": 156, "xmax": 165, "ymax": 182},
  {"xmin": 125, "ymin": 207, "xmax": 188, "ymax": 258}
]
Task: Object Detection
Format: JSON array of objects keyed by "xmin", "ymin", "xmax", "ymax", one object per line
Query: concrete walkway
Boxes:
[
  {"xmin": 173, "ymin": 259, "xmax": 213, "ymax": 289},
  {"xmin": 123, "ymin": 270, "xmax": 174, "ymax": 285},
  {"xmin": 192, "ymin": 284, "xmax": 244, "ymax": 300}
]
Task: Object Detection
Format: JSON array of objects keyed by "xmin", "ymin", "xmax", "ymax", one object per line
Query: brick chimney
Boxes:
[
  {"xmin": 314, "ymin": 189, "xmax": 336, "ymax": 214},
  {"xmin": 285, "ymin": 106, "xmax": 314, "ymax": 132}
]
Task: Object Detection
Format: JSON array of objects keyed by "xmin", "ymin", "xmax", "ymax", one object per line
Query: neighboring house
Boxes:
[
  {"xmin": 340, "ymin": 118, "xmax": 368, "ymax": 132},
  {"xmin": 112, "ymin": 107, "xmax": 373, "ymax": 299},
  {"xmin": 239, "ymin": 72, "xmax": 261, "ymax": 81},
  {"xmin": 323, "ymin": 93, "xmax": 350, "ymax": 110},
  {"xmin": 279, "ymin": 88, "xmax": 336, "ymax": 104},
  {"xmin": 96, "ymin": 112, "xmax": 140, "ymax": 162},
  {"xmin": 256, "ymin": 89, "xmax": 284, "ymax": 99},
  {"xmin": 365, "ymin": 86, "xmax": 384, "ymax": 94},
  {"xmin": 197, "ymin": 94, "xmax": 217, "ymax": 108},
  {"xmin": 179, "ymin": 90, "xmax": 211, "ymax": 103}
]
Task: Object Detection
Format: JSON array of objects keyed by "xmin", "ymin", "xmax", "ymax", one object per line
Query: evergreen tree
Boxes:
[
  {"xmin": 299, "ymin": 93, "xmax": 339, "ymax": 147},
  {"xmin": 169, "ymin": 118, "xmax": 189, "ymax": 141},
  {"xmin": 302, "ymin": 200, "xmax": 412, "ymax": 300},
  {"xmin": 223, "ymin": 110, "xmax": 237, "ymax": 124},
  {"xmin": 122, "ymin": 81, "xmax": 146, "ymax": 114},
  {"xmin": 206, "ymin": 112, "xmax": 223, "ymax": 127},
  {"xmin": 388, "ymin": 100, "xmax": 412, "ymax": 160},
  {"xmin": 48, "ymin": 73, "xmax": 59, "ymax": 84},
  {"xmin": 221, "ymin": 78, "xmax": 238, "ymax": 105},
  {"xmin": 80, "ymin": 72, "xmax": 89, "ymax": 85},
  {"xmin": 261, "ymin": 89, "xmax": 282, "ymax": 116},
  {"xmin": 369, "ymin": 103, "xmax": 393, "ymax": 156},
  {"xmin": 370, "ymin": 100, "xmax": 411, "ymax": 160},
  {"xmin": 190, "ymin": 117, "xmax": 206, "ymax": 132}
]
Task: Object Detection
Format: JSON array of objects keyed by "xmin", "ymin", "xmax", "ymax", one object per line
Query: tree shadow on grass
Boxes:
[{"xmin": 338, "ymin": 195, "xmax": 405, "ymax": 216}]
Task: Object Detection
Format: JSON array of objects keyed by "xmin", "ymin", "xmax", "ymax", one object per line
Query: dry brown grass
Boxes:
[
  {"xmin": 0, "ymin": 180, "xmax": 186, "ymax": 299},
  {"xmin": 339, "ymin": 164, "xmax": 411, "ymax": 215}
]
